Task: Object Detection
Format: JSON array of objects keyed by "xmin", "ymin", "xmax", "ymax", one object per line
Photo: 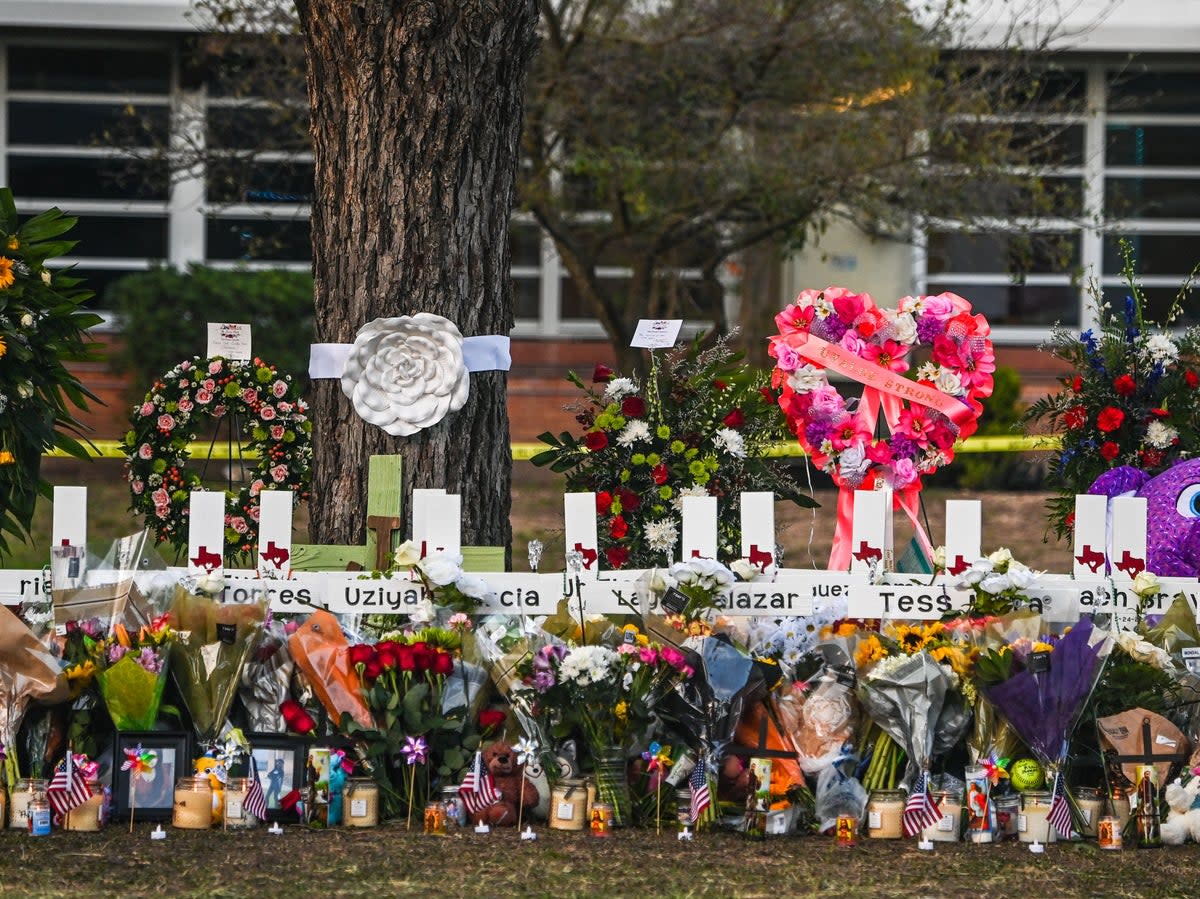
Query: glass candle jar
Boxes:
[
  {"xmin": 8, "ymin": 778, "xmax": 47, "ymax": 830},
  {"xmin": 63, "ymin": 779, "xmax": 105, "ymax": 832},
  {"xmin": 173, "ymin": 776, "xmax": 213, "ymax": 830},
  {"xmin": 223, "ymin": 777, "xmax": 259, "ymax": 830},
  {"xmin": 1018, "ymin": 790, "xmax": 1056, "ymax": 843},
  {"xmin": 551, "ymin": 779, "xmax": 593, "ymax": 831},
  {"xmin": 424, "ymin": 800, "xmax": 447, "ymax": 835},
  {"xmin": 27, "ymin": 790, "xmax": 51, "ymax": 836},
  {"xmin": 1075, "ymin": 787, "xmax": 1102, "ymax": 838},
  {"xmin": 441, "ymin": 785, "xmax": 466, "ymax": 828},
  {"xmin": 1110, "ymin": 787, "xmax": 1131, "ymax": 835},
  {"xmin": 866, "ymin": 790, "xmax": 905, "ymax": 839},
  {"xmin": 344, "ymin": 778, "xmax": 379, "ymax": 828},
  {"xmin": 590, "ymin": 801, "xmax": 613, "ymax": 837},
  {"xmin": 994, "ymin": 794, "xmax": 1020, "ymax": 840},
  {"xmin": 922, "ymin": 789, "xmax": 963, "ymax": 842}
]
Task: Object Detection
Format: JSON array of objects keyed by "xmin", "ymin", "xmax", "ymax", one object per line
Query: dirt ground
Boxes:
[{"xmin": 0, "ymin": 822, "xmax": 1197, "ymax": 899}]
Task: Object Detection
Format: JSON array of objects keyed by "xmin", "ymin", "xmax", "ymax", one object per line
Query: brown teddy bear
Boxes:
[{"xmin": 470, "ymin": 740, "xmax": 540, "ymax": 827}]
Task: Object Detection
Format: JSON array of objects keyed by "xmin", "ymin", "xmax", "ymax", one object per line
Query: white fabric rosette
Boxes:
[{"xmin": 340, "ymin": 313, "xmax": 470, "ymax": 436}]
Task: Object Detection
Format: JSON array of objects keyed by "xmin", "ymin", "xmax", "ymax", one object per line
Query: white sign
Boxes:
[
  {"xmin": 256, "ymin": 490, "xmax": 293, "ymax": 578},
  {"xmin": 186, "ymin": 491, "xmax": 226, "ymax": 574},
  {"xmin": 943, "ymin": 500, "xmax": 981, "ymax": 575},
  {"xmin": 52, "ymin": 486, "xmax": 87, "ymax": 548},
  {"xmin": 630, "ymin": 319, "xmax": 683, "ymax": 349},
  {"xmin": 563, "ymin": 493, "xmax": 601, "ymax": 579},
  {"xmin": 206, "ymin": 322, "xmax": 252, "ymax": 360},
  {"xmin": 681, "ymin": 495, "xmax": 718, "ymax": 561},
  {"xmin": 739, "ymin": 492, "xmax": 776, "ymax": 577}
]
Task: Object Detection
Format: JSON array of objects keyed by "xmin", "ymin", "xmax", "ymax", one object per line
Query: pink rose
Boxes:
[
  {"xmin": 195, "ymin": 389, "xmax": 213, "ymax": 404},
  {"xmin": 248, "ymin": 506, "xmax": 261, "ymax": 522},
  {"xmin": 139, "ymin": 402, "xmax": 155, "ymax": 417},
  {"xmin": 272, "ymin": 380, "xmax": 288, "ymax": 398},
  {"xmin": 155, "ymin": 506, "xmax": 169, "ymax": 520},
  {"xmin": 638, "ymin": 645, "xmax": 659, "ymax": 666},
  {"xmin": 809, "ymin": 386, "xmax": 844, "ymax": 418},
  {"xmin": 270, "ymin": 425, "xmax": 285, "ymax": 440},
  {"xmin": 151, "ymin": 488, "xmax": 169, "ymax": 505},
  {"xmin": 250, "ymin": 479, "xmax": 265, "ymax": 497},
  {"xmin": 138, "ymin": 443, "xmax": 153, "ymax": 460},
  {"xmin": 230, "ymin": 517, "xmax": 249, "ymax": 534},
  {"xmin": 277, "ymin": 401, "xmax": 292, "ymax": 413},
  {"xmin": 157, "ymin": 414, "xmax": 175, "ymax": 431},
  {"xmin": 213, "ymin": 405, "xmax": 226, "ymax": 417},
  {"xmin": 260, "ymin": 405, "xmax": 277, "ymax": 421},
  {"xmin": 919, "ymin": 294, "xmax": 956, "ymax": 318},
  {"xmin": 660, "ymin": 645, "xmax": 687, "ymax": 670},
  {"xmin": 180, "ymin": 361, "xmax": 192, "ymax": 371},
  {"xmin": 177, "ymin": 397, "xmax": 193, "ymax": 413},
  {"xmin": 203, "ymin": 379, "xmax": 216, "ymax": 392},
  {"xmin": 179, "ymin": 380, "xmax": 189, "ymax": 389},
  {"xmin": 241, "ymin": 388, "xmax": 258, "ymax": 405},
  {"xmin": 886, "ymin": 457, "xmax": 918, "ymax": 489},
  {"xmin": 772, "ymin": 342, "xmax": 802, "ymax": 372},
  {"xmin": 132, "ymin": 479, "xmax": 144, "ymax": 495},
  {"xmin": 208, "ymin": 361, "xmax": 223, "ymax": 374},
  {"xmin": 839, "ymin": 331, "xmax": 867, "ymax": 357},
  {"xmin": 270, "ymin": 465, "xmax": 288, "ymax": 483}
]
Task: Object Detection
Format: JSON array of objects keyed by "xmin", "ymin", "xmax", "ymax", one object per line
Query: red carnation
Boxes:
[
  {"xmin": 1070, "ymin": 376, "xmax": 1083, "ymax": 392},
  {"xmin": 1113, "ymin": 374, "xmax": 1136, "ymax": 396},
  {"xmin": 610, "ymin": 516, "xmax": 629, "ymax": 539},
  {"xmin": 759, "ymin": 386, "xmax": 776, "ymax": 404},
  {"xmin": 584, "ymin": 430, "xmax": 608, "ymax": 451},
  {"xmin": 616, "ymin": 487, "xmax": 640, "ymax": 511},
  {"xmin": 723, "ymin": 409, "xmax": 745, "ymax": 429},
  {"xmin": 1100, "ymin": 441, "xmax": 1120, "ymax": 461},
  {"xmin": 596, "ymin": 491, "xmax": 613, "ymax": 514},
  {"xmin": 348, "ymin": 643, "xmax": 374, "ymax": 666},
  {"xmin": 432, "ymin": 650, "xmax": 454, "ymax": 676},
  {"xmin": 1150, "ymin": 408, "xmax": 1171, "ymax": 418},
  {"xmin": 621, "ymin": 396, "xmax": 646, "ymax": 418},
  {"xmin": 606, "ymin": 546, "xmax": 630, "ymax": 569},
  {"xmin": 1062, "ymin": 406, "xmax": 1087, "ymax": 430},
  {"xmin": 479, "ymin": 708, "xmax": 506, "ymax": 734},
  {"xmin": 280, "ymin": 699, "xmax": 316, "ymax": 735},
  {"xmin": 592, "ymin": 363, "xmax": 615, "ymax": 383},
  {"xmin": 652, "ymin": 463, "xmax": 669, "ymax": 485},
  {"xmin": 1187, "ymin": 370, "xmax": 1199, "ymax": 389},
  {"xmin": 1096, "ymin": 406, "xmax": 1125, "ymax": 432},
  {"xmin": 1139, "ymin": 448, "xmax": 1165, "ymax": 468}
]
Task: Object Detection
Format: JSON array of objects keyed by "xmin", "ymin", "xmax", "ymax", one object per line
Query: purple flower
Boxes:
[
  {"xmin": 813, "ymin": 316, "xmax": 848, "ymax": 343},
  {"xmin": 136, "ymin": 647, "xmax": 162, "ymax": 674},
  {"xmin": 532, "ymin": 669, "xmax": 557, "ymax": 692},
  {"xmin": 805, "ymin": 420, "xmax": 835, "ymax": 447},
  {"xmin": 108, "ymin": 644, "xmax": 128, "ymax": 664},
  {"xmin": 916, "ymin": 315, "xmax": 943, "ymax": 343},
  {"xmin": 888, "ymin": 434, "xmax": 920, "ymax": 460}
]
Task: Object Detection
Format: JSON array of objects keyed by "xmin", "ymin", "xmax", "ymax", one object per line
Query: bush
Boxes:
[{"xmin": 106, "ymin": 266, "xmax": 314, "ymax": 398}]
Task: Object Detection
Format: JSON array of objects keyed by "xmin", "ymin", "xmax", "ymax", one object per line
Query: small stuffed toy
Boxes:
[
  {"xmin": 194, "ymin": 755, "xmax": 227, "ymax": 824},
  {"xmin": 327, "ymin": 749, "xmax": 352, "ymax": 826},
  {"xmin": 469, "ymin": 740, "xmax": 539, "ymax": 827},
  {"xmin": 1089, "ymin": 459, "xmax": 1200, "ymax": 577},
  {"xmin": 1161, "ymin": 775, "xmax": 1200, "ymax": 845}
]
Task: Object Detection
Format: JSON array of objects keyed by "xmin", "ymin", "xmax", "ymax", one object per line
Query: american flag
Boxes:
[
  {"xmin": 688, "ymin": 757, "xmax": 711, "ymax": 824},
  {"xmin": 902, "ymin": 770, "xmax": 942, "ymax": 837},
  {"xmin": 245, "ymin": 754, "xmax": 268, "ymax": 820},
  {"xmin": 48, "ymin": 751, "xmax": 92, "ymax": 819},
  {"xmin": 1048, "ymin": 771, "xmax": 1073, "ymax": 840},
  {"xmin": 459, "ymin": 751, "xmax": 502, "ymax": 816}
]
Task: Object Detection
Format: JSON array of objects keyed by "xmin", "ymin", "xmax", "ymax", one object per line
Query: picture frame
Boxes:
[
  {"xmin": 246, "ymin": 733, "xmax": 310, "ymax": 823},
  {"xmin": 112, "ymin": 730, "xmax": 192, "ymax": 822}
]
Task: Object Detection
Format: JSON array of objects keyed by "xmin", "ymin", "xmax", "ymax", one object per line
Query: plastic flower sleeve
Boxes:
[
  {"xmin": 0, "ymin": 605, "xmax": 68, "ymax": 784},
  {"xmin": 239, "ymin": 623, "xmax": 294, "ymax": 733},
  {"xmin": 96, "ymin": 652, "xmax": 168, "ymax": 731},
  {"xmin": 169, "ymin": 584, "xmax": 267, "ymax": 745},
  {"xmin": 288, "ymin": 610, "xmax": 373, "ymax": 731}
]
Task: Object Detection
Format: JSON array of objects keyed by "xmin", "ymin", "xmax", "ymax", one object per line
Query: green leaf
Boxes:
[
  {"xmin": 0, "ymin": 189, "xmax": 16, "ymax": 234},
  {"xmin": 529, "ymin": 449, "xmax": 560, "ymax": 467},
  {"xmin": 19, "ymin": 209, "xmax": 77, "ymax": 243}
]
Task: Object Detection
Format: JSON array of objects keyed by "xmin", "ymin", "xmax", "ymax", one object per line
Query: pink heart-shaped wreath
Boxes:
[{"xmin": 769, "ymin": 287, "xmax": 994, "ymax": 566}]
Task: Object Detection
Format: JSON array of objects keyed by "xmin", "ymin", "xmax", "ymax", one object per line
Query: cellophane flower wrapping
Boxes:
[
  {"xmin": 0, "ymin": 605, "xmax": 68, "ymax": 785},
  {"xmin": 169, "ymin": 584, "xmax": 267, "ymax": 744},
  {"xmin": 288, "ymin": 609, "xmax": 373, "ymax": 731},
  {"xmin": 983, "ymin": 616, "xmax": 1111, "ymax": 769},
  {"xmin": 239, "ymin": 622, "xmax": 295, "ymax": 733},
  {"xmin": 858, "ymin": 650, "xmax": 967, "ymax": 787},
  {"xmin": 96, "ymin": 648, "xmax": 168, "ymax": 731}
]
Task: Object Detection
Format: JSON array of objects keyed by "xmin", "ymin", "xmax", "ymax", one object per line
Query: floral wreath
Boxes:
[
  {"xmin": 122, "ymin": 356, "xmax": 312, "ymax": 557},
  {"xmin": 768, "ymin": 287, "xmax": 994, "ymax": 491}
]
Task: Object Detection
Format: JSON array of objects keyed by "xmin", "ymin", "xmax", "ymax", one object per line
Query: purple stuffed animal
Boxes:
[{"xmin": 1089, "ymin": 458, "xmax": 1200, "ymax": 577}]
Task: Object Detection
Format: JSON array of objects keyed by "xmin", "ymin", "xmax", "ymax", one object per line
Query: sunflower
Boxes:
[
  {"xmin": 0, "ymin": 256, "xmax": 13, "ymax": 290},
  {"xmin": 887, "ymin": 623, "xmax": 928, "ymax": 654},
  {"xmin": 854, "ymin": 634, "xmax": 885, "ymax": 669},
  {"xmin": 0, "ymin": 450, "xmax": 12, "ymax": 465}
]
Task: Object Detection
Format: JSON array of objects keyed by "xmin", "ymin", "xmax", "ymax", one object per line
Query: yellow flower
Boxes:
[
  {"xmin": 5, "ymin": 236, "xmax": 17, "ymax": 251},
  {"xmin": 1032, "ymin": 641, "xmax": 1055, "ymax": 653},
  {"xmin": 887, "ymin": 623, "xmax": 928, "ymax": 654},
  {"xmin": 0, "ymin": 257, "xmax": 14, "ymax": 290},
  {"xmin": 0, "ymin": 451, "xmax": 12, "ymax": 465},
  {"xmin": 614, "ymin": 700, "xmax": 628, "ymax": 722},
  {"xmin": 854, "ymin": 634, "xmax": 885, "ymax": 668},
  {"xmin": 836, "ymin": 622, "xmax": 858, "ymax": 637}
]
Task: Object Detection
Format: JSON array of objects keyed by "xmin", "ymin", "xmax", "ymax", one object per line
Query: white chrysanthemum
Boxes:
[
  {"xmin": 616, "ymin": 419, "xmax": 651, "ymax": 447},
  {"xmin": 340, "ymin": 313, "xmax": 469, "ymax": 436},
  {"xmin": 935, "ymin": 367, "xmax": 963, "ymax": 396},
  {"xmin": 672, "ymin": 484, "xmax": 709, "ymax": 511},
  {"xmin": 643, "ymin": 517, "xmax": 679, "ymax": 553},
  {"xmin": 915, "ymin": 362, "xmax": 939, "ymax": 382},
  {"xmin": 1143, "ymin": 333, "xmax": 1179, "ymax": 365},
  {"xmin": 786, "ymin": 364, "xmax": 825, "ymax": 394},
  {"xmin": 603, "ymin": 378, "xmax": 638, "ymax": 401},
  {"xmin": 1146, "ymin": 420, "xmax": 1179, "ymax": 449},
  {"xmin": 713, "ymin": 427, "xmax": 746, "ymax": 458},
  {"xmin": 559, "ymin": 645, "xmax": 619, "ymax": 686}
]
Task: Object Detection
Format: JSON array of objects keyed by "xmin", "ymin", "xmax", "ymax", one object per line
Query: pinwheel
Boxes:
[
  {"xmin": 641, "ymin": 742, "xmax": 674, "ymax": 833},
  {"xmin": 121, "ymin": 744, "xmax": 158, "ymax": 832},
  {"xmin": 513, "ymin": 737, "xmax": 539, "ymax": 835},
  {"xmin": 401, "ymin": 736, "xmax": 429, "ymax": 830}
]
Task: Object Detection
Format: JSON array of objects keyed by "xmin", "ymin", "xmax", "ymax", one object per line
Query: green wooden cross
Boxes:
[{"xmin": 290, "ymin": 454, "xmax": 503, "ymax": 573}]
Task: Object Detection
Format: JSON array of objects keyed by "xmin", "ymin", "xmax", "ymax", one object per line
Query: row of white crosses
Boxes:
[{"xmin": 15, "ymin": 484, "xmax": 1197, "ymax": 632}]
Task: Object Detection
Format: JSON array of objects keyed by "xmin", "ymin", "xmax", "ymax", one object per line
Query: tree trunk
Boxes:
[{"xmin": 296, "ymin": 0, "xmax": 539, "ymax": 557}]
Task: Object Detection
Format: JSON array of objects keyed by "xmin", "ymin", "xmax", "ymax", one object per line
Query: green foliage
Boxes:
[
  {"xmin": 0, "ymin": 189, "xmax": 102, "ymax": 558},
  {"xmin": 953, "ymin": 366, "xmax": 1042, "ymax": 490},
  {"xmin": 106, "ymin": 265, "xmax": 315, "ymax": 399}
]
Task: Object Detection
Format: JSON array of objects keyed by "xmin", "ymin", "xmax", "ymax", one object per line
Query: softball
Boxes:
[{"xmin": 1009, "ymin": 758, "xmax": 1045, "ymax": 791}]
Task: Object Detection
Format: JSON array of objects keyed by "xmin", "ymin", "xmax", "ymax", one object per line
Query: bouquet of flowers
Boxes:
[
  {"xmin": 0, "ymin": 605, "xmax": 68, "ymax": 786},
  {"xmin": 947, "ymin": 547, "xmax": 1043, "ymax": 617},
  {"xmin": 1024, "ymin": 242, "xmax": 1200, "ymax": 538},
  {"xmin": 515, "ymin": 637, "xmax": 694, "ymax": 825},
  {"xmin": 340, "ymin": 629, "xmax": 470, "ymax": 819},
  {"xmin": 391, "ymin": 540, "xmax": 496, "ymax": 615},
  {"xmin": 168, "ymin": 576, "xmax": 267, "ymax": 745},
  {"xmin": 93, "ymin": 618, "xmax": 174, "ymax": 731},
  {"xmin": 531, "ymin": 335, "xmax": 811, "ymax": 569}
]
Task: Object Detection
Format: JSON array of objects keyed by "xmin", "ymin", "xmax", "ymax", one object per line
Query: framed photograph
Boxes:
[
  {"xmin": 112, "ymin": 731, "xmax": 191, "ymax": 822},
  {"xmin": 247, "ymin": 733, "xmax": 309, "ymax": 822}
]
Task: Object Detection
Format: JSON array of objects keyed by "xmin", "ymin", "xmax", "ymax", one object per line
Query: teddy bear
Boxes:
[
  {"xmin": 469, "ymin": 740, "xmax": 539, "ymax": 827},
  {"xmin": 1161, "ymin": 776, "xmax": 1200, "ymax": 845}
]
